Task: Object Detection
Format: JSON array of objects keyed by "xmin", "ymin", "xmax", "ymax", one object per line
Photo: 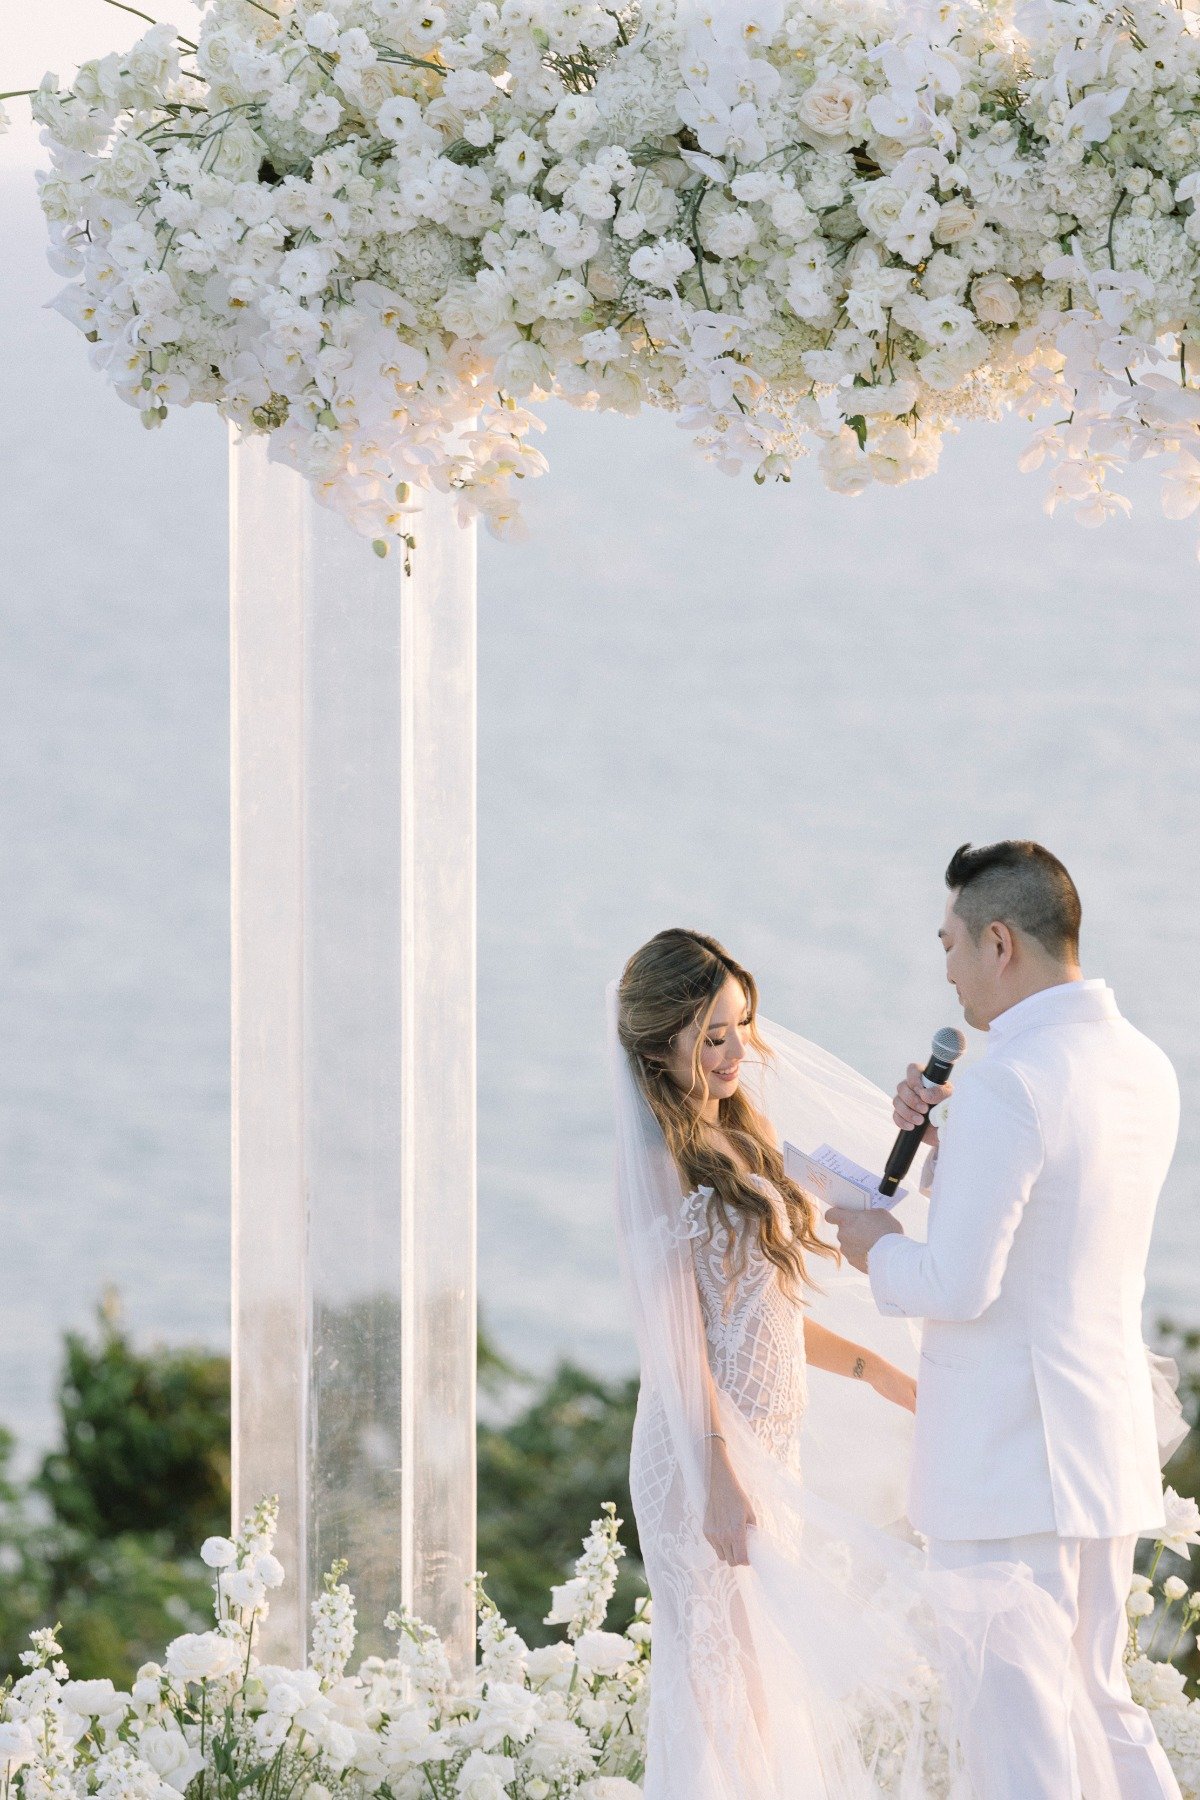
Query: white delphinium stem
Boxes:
[
  {"xmin": 310, "ymin": 1561, "xmax": 357, "ymax": 1690},
  {"xmin": 545, "ymin": 1503, "xmax": 626, "ymax": 1641}
]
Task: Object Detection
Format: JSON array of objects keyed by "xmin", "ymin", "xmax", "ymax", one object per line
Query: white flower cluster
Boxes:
[
  {"xmin": 20, "ymin": 0, "xmax": 1200, "ymax": 544},
  {"xmin": 0, "ymin": 1501, "xmax": 649, "ymax": 1800},
  {"xmin": 3, "ymin": 1491, "xmax": 1200, "ymax": 1800},
  {"xmin": 1119, "ymin": 1489, "xmax": 1200, "ymax": 1800}
]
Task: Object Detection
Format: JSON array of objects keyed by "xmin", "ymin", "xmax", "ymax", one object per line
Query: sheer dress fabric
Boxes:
[{"xmin": 609, "ymin": 992, "xmax": 1124, "ymax": 1800}]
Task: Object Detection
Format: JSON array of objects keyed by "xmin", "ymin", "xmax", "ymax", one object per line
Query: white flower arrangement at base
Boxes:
[
  {"xmin": 0, "ymin": 1489, "xmax": 1199, "ymax": 1799},
  {"xmin": 9, "ymin": 0, "xmax": 1200, "ymax": 547}
]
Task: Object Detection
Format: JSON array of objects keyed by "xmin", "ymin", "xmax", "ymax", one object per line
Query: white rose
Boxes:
[
  {"xmin": 1127, "ymin": 1591, "xmax": 1155, "ymax": 1618},
  {"xmin": 700, "ymin": 208, "xmax": 757, "ymax": 259},
  {"xmin": 0, "ymin": 1724, "xmax": 38, "ymax": 1774},
  {"xmin": 138, "ymin": 1726, "xmax": 205, "ymax": 1791},
  {"xmin": 318, "ymin": 1723, "xmax": 357, "ymax": 1769},
  {"xmin": 573, "ymin": 1630, "xmax": 635, "ymax": 1676},
  {"xmin": 1159, "ymin": 1489, "xmax": 1200, "ymax": 1555},
  {"xmin": 526, "ymin": 1643, "xmax": 577, "ymax": 1687},
  {"xmin": 62, "ymin": 1679, "xmax": 131, "ymax": 1724},
  {"xmin": 798, "ymin": 75, "xmax": 866, "ymax": 146},
  {"xmin": 455, "ymin": 1749, "xmax": 514, "ymax": 1800},
  {"xmin": 99, "ymin": 136, "xmax": 158, "ymax": 200},
  {"xmin": 769, "ymin": 190, "xmax": 817, "ymax": 241},
  {"xmin": 165, "ymin": 1632, "xmax": 243, "ymax": 1684},
  {"xmin": 125, "ymin": 24, "xmax": 178, "ymax": 99},
  {"xmin": 201, "ymin": 1537, "xmax": 237, "ymax": 1569},
  {"xmin": 211, "ymin": 122, "xmax": 264, "ymax": 184},
  {"xmin": 524, "ymin": 1717, "xmax": 592, "ymax": 1777},
  {"xmin": 855, "ymin": 180, "xmax": 906, "ymax": 241},
  {"xmin": 933, "ymin": 199, "xmax": 977, "ymax": 244},
  {"xmin": 1164, "ymin": 1576, "xmax": 1190, "ymax": 1602},
  {"xmin": 342, "ymin": 63, "xmax": 395, "ymax": 115},
  {"xmin": 970, "ymin": 273, "xmax": 1020, "ymax": 325}
]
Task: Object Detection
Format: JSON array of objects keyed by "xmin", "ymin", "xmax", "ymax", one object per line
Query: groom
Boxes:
[{"xmin": 829, "ymin": 839, "xmax": 1182, "ymax": 1800}]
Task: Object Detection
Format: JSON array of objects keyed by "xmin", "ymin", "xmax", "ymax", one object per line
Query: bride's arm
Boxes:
[
  {"xmin": 695, "ymin": 1318, "xmax": 759, "ymax": 1565},
  {"xmin": 803, "ymin": 1318, "xmax": 917, "ymax": 1413}
]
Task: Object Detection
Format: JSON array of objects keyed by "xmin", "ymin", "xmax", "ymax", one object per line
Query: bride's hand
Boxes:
[
  {"xmin": 869, "ymin": 1360, "xmax": 918, "ymax": 1414},
  {"xmin": 703, "ymin": 1444, "xmax": 757, "ymax": 1566}
]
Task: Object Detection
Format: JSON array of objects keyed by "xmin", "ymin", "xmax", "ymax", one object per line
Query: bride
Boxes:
[{"xmin": 610, "ymin": 926, "xmax": 1129, "ymax": 1800}]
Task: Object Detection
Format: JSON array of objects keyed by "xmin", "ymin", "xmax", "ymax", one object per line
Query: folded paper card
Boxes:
[{"xmin": 783, "ymin": 1142, "xmax": 906, "ymax": 1211}]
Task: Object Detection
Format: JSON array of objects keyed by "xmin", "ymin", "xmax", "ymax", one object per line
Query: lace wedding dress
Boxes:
[{"xmin": 611, "ymin": 995, "xmax": 1136, "ymax": 1800}]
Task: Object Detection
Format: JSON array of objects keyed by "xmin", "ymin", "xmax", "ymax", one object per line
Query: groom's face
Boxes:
[{"xmin": 940, "ymin": 894, "xmax": 1000, "ymax": 1030}]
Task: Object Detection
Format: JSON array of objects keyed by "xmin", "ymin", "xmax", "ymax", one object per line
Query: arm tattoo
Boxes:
[{"xmin": 852, "ymin": 1356, "xmax": 866, "ymax": 1380}]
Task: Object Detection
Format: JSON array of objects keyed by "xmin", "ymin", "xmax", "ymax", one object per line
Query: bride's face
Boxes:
[{"xmin": 665, "ymin": 975, "xmax": 751, "ymax": 1112}]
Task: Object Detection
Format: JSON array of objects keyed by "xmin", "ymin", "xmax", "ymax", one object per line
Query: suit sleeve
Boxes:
[{"xmin": 867, "ymin": 1059, "xmax": 1044, "ymax": 1323}]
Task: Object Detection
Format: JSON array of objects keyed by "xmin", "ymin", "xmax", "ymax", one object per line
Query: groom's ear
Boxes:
[{"xmin": 986, "ymin": 919, "xmax": 1017, "ymax": 970}]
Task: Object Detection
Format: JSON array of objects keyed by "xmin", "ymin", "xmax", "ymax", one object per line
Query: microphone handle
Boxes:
[{"xmin": 877, "ymin": 1051, "xmax": 958, "ymax": 1197}]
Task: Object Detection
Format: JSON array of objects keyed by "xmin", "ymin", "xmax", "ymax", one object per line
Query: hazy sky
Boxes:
[{"xmin": 2, "ymin": 1, "xmax": 202, "ymax": 166}]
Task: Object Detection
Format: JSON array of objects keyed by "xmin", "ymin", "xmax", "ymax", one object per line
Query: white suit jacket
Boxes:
[{"xmin": 868, "ymin": 978, "xmax": 1179, "ymax": 1542}]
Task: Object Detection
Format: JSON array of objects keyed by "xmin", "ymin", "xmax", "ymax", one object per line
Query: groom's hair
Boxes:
[{"xmin": 945, "ymin": 840, "xmax": 1082, "ymax": 961}]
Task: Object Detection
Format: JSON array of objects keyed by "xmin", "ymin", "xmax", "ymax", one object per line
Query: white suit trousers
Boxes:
[{"xmin": 928, "ymin": 1533, "xmax": 1181, "ymax": 1800}]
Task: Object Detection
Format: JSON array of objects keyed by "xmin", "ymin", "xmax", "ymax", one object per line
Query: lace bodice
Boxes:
[{"xmin": 679, "ymin": 1177, "xmax": 808, "ymax": 1472}]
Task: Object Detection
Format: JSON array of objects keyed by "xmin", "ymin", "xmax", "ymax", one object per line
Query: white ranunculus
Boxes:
[
  {"xmin": 165, "ymin": 1632, "xmax": 242, "ymax": 1684},
  {"xmin": 138, "ymin": 1725, "xmax": 205, "ymax": 1791},
  {"xmin": 1127, "ymin": 1591, "xmax": 1155, "ymax": 1618},
  {"xmin": 200, "ymin": 1537, "xmax": 237, "ymax": 1569},
  {"xmin": 797, "ymin": 75, "xmax": 867, "ymax": 146},
  {"xmin": 255, "ymin": 1552, "xmax": 285, "ymax": 1589},
  {"xmin": 1164, "ymin": 1575, "xmax": 1190, "ymax": 1602},
  {"xmin": 224, "ymin": 1567, "xmax": 268, "ymax": 1612},
  {"xmin": 970, "ymin": 273, "xmax": 1020, "ymax": 325},
  {"xmin": 573, "ymin": 1629, "xmax": 635, "ymax": 1676}
]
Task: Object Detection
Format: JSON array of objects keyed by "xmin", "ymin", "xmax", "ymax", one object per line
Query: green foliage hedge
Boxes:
[{"xmin": 2, "ymin": 1302, "xmax": 1195, "ymax": 1683}]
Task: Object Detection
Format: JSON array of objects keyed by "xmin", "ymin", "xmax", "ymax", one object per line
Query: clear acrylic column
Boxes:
[{"xmin": 229, "ymin": 432, "xmax": 477, "ymax": 1670}]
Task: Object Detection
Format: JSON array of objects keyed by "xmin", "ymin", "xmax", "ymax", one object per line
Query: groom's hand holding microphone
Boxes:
[{"xmin": 828, "ymin": 1032, "xmax": 962, "ymax": 1272}]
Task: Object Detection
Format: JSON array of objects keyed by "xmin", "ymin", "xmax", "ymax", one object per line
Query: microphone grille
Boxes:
[{"xmin": 933, "ymin": 1026, "xmax": 968, "ymax": 1065}]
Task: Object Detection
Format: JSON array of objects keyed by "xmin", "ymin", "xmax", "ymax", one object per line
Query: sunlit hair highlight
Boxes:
[{"xmin": 617, "ymin": 927, "xmax": 837, "ymax": 1303}]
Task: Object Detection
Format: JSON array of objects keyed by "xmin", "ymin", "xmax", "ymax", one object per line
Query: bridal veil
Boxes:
[{"xmin": 608, "ymin": 984, "xmax": 1126, "ymax": 1800}]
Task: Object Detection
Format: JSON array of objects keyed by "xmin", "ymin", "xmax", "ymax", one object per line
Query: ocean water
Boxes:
[{"xmin": 2, "ymin": 170, "xmax": 1198, "ymax": 1454}]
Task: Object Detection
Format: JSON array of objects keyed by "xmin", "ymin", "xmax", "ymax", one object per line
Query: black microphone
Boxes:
[{"xmin": 877, "ymin": 1027, "xmax": 967, "ymax": 1197}]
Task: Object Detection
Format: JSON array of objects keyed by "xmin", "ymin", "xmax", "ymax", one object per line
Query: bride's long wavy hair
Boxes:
[{"xmin": 617, "ymin": 927, "xmax": 837, "ymax": 1302}]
